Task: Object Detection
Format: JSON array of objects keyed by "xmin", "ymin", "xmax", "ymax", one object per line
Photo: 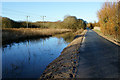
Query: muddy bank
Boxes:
[
  {"xmin": 40, "ymin": 30, "xmax": 87, "ymax": 79},
  {"xmin": 2, "ymin": 28, "xmax": 72, "ymax": 44}
]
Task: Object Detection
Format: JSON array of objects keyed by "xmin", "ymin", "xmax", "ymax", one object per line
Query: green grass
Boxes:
[
  {"xmin": 94, "ymin": 29, "xmax": 120, "ymax": 43},
  {"xmin": 93, "ymin": 29, "xmax": 101, "ymax": 33}
]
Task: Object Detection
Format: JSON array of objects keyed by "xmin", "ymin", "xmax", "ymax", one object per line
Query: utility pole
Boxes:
[
  {"xmin": 26, "ymin": 16, "xmax": 30, "ymax": 28},
  {"xmin": 41, "ymin": 16, "xmax": 46, "ymax": 28}
]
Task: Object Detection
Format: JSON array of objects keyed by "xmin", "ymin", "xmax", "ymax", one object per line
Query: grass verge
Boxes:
[{"xmin": 93, "ymin": 29, "xmax": 120, "ymax": 46}]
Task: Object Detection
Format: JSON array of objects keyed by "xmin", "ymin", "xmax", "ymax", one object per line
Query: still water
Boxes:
[{"xmin": 2, "ymin": 33, "xmax": 74, "ymax": 78}]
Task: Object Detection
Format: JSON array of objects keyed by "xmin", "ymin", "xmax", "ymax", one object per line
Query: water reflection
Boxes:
[
  {"xmin": 2, "ymin": 33, "xmax": 74, "ymax": 78},
  {"xmin": 54, "ymin": 32, "xmax": 75, "ymax": 43}
]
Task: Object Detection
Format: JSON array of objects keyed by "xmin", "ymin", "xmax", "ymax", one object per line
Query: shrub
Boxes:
[
  {"xmin": 97, "ymin": 1, "xmax": 120, "ymax": 41},
  {"xmin": 63, "ymin": 16, "xmax": 87, "ymax": 30},
  {"xmin": 87, "ymin": 23, "xmax": 94, "ymax": 29}
]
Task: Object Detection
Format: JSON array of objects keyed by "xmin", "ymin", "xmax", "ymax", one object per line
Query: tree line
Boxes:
[
  {"xmin": 97, "ymin": 1, "xmax": 120, "ymax": 41},
  {"xmin": 2, "ymin": 16, "xmax": 87, "ymax": 30}
]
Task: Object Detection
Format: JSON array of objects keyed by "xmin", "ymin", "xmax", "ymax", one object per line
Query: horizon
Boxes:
[
  {"xmin": 1, "ymin": 1, "xmax": 120, "ymax": 79},
  {"xmin": 2, "ymin": 2, "xmax": 103, "ymax": 23}
]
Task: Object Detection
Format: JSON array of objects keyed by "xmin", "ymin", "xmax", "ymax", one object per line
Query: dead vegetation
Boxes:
[
  {"xmin": 97, "ymin": 1, "xmax": 120, "ymax": 42},
  {"xmin": 2, "ymin": 28, "xmax": 72, "ymax": 44}
]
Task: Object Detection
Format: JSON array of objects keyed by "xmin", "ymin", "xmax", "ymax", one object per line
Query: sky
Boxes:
[{"xmin": 2, "ymin": 2, "xmax": 104, "ymax": 23}]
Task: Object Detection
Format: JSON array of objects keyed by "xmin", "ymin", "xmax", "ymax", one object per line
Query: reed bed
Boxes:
[{"xmin": 2, "ymin": 28, "xmax": 72, "ymax": 44}]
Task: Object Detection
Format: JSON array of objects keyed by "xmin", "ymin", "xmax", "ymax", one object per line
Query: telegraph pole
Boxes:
[
  {"xmin": 26, "ymin": 16, "xmax": 30, "ymax": 28},
  {"xmin": 41, "ymin": 16, "xmax": 46, "ymax": 45},
  {"xmin": 41, "ymin": 16, "xmax": 46, "ymax": 27}
]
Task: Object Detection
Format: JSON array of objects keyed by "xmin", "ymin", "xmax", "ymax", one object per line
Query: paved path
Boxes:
[{"xmin": 76, "ymin": 29, "xmax": 120, "ymax": 78}]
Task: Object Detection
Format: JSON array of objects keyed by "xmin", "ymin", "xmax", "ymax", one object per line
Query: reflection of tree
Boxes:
[
  {"xmin": 2, "ymin": 37, "xmax": 50, "ymax": 49},
  {"xmin": 55, "ymin": 32, "xmax": 75, "ymax": 43},
  {"xmin": 62, "ymin": 34, "xmax": 75, "ymax": 43},
  {"xmin": 61, "ymin": 33, "xmax": 75, "ymax": 43}
]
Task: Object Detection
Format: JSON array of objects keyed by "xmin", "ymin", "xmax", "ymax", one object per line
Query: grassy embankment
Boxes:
[
  {"xmin": 2, "ymin": 28, "xmax": 72, "ymax": 44},
  {"xmin": 40, "ymin": 30, "xmax": 87, "ymax": 79},
  {"xmin": 93, "ymin": 28, "xmax": 120, "ymax": 46}
]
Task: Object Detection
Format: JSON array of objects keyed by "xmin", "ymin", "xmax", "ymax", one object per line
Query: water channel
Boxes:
[{"xmin": 2, "ymin": 32, "xmax": 75, "ymax": 78}]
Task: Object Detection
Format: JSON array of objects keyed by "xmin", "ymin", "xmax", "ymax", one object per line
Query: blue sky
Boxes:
[{"xmin": 2, "ymin": 2, "xmax": 103, "ymax": 22}]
